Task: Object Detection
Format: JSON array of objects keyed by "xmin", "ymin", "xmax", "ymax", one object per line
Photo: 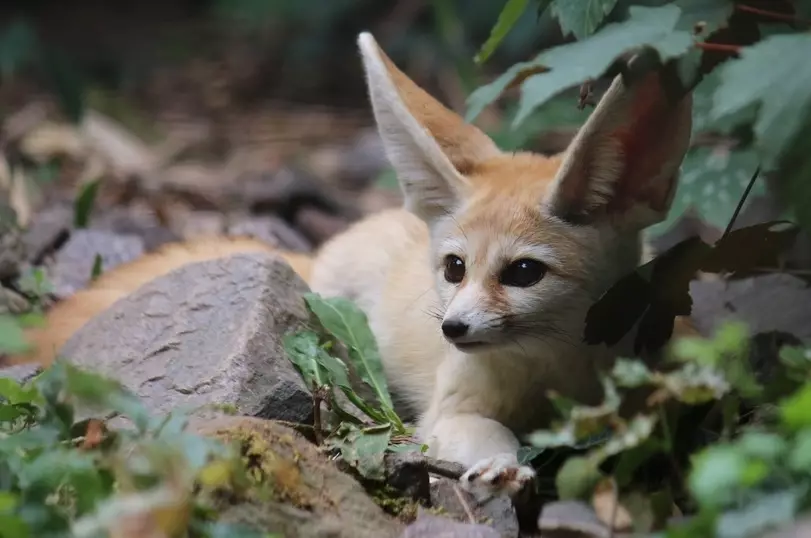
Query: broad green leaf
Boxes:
[
  {"xmin": 715, "ymin": 489, "xmax": 802, "ymax": 538},
  {"xmin": 63, "ymin": 364, "xmax": 152, "ymax": 432},
  {"xmin": 737, "ymin": 431, "xmax": 787, "ymax": 463},
  {"xmin": 303, "ymin": 294, "xmax": 394, "ymax": 411},
  {"xmin": 773, "ymin": 107, "xmax": 811, "ymax": 235},
  {"xmin": 780, "ymin": 381, "xmax": 811, "ymax": 432},
  {"xmin": 647, "ymin": 146, "xmax": 764, "ymax": 236},
  {"xmin": 689, "ymin": 445, "xmax": 768, "ymax": 508},
  {"xmin": 0, "ymin": 315, "xmax": 29, "ymax": 355},
  {"xmin": 0, "ymin": 378, "xmax": 40, "ymax": 406},
  {"xmin": 283, "ymin": 331, "xmax": 330, "ymax": 389},
  {"xmin": 466, "ymin": 4, "xmax": 693, "ymax": 126},
  {"xmin": 0, "ymin": 514, "xmax": 30, "ymax": 538},
  {"xmin": 555, "ymin": 455, "xmax": 602, "ymax": 500},
  {"xmin": 516, "ymin": 446, "xmax": 545, "ymax": 465},
  {"xmin": 673, "ymin": 0, "xmax": 734, "ymax": 35},
  {"xmin": 550, "ymin": 0, "xmax": 618, "ymax": 40},
  {"xmin": 475, "ymin": 0, "xmax": 531, "ymax": 64},
  {"xmin": 330, "ymin": 423, "xmax": 392, "ymax": 480},
  {"xmin": 788, "ymin": 429, "xmax": 811, "ymax": 472},
  {"xmin": 73, "ymin": 178, "xmax": 100, "ymax": 228},
  {"xmin": 711, "ymin": 34, "xmax": 811, "ymax": 168}
]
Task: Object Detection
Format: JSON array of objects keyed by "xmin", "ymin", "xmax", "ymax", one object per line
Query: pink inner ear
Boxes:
[{"xmin": 608, "ymin": 72, "xmax": 681, "ymax": 215}]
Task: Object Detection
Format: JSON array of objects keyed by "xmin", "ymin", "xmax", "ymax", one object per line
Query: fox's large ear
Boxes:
[
  {"xmin": 544, "ymin": 63, "xmax": 693, "ymax": 231},
  {"xmin": 357, "ymin": 32, "xmax": 501, "ymax": 224}
]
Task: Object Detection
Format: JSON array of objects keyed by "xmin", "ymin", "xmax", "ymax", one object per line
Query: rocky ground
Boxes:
[{"xmin": 1, "ymin": 92, "xmax": 811, "ymax": 537}]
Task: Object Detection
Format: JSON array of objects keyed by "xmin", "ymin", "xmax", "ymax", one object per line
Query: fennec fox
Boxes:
[{"xmin": 12, "ymin": 33, "xmax": 693, "ymax": 500}]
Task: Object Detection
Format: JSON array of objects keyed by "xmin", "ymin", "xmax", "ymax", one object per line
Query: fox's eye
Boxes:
[
  {"xmin": 500, "ymin": 259, "xmax": 546, "ymax": 287},
  {"xmin": 443, "ymin": 255, "xmax": 465, "ymax": 284}
]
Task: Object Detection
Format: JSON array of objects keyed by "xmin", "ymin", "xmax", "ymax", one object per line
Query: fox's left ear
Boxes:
[
  {"xmin": 357, "ymin": 32, "xmax": 501, "ymax": 225},
  {"xmin": 544, "ymin": 62, "xmax": 693, "ymax": 231}
]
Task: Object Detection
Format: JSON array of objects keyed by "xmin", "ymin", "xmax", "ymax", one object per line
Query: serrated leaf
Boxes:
[
  {"xmin": 475, "ymin": 0, "xmax": 531, "ymax": 64},
  {"xmin": 466, "ymin": 4, "xmax": 693, "ymax": 125},
  {"xmin": 710, "ymin": 34, "xmax": 811, "ymax": 168},
  {"xmin": 303, "ymin": 294, "xmax": 394, "ymax": 411},
  {"xmin": 550, "ymin": 0, "xmax": 618, "ymax": 40}
]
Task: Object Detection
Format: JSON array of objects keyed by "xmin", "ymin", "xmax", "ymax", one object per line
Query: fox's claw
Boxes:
[{"xmin": 459, "ymin": 453, "xmax": 535, "ymax": 501}]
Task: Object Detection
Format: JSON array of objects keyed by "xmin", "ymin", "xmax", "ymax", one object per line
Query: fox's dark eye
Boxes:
[
  {"xmin": 500, "ymin": 259, "xmax": 546, "ymax": 287},
  {"xmin": 443, "ymin": 255, "xmax": 465, "ymax": 284}
]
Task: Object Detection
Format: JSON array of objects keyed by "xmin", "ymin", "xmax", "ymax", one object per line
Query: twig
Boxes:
[
  {"xmin": 723, "ymin": 166, "xmax": 761, "ymax": 238},
  {"xmin": 312, "ymin": 386, "xmax": 329, "ymax": 445},
  {"xmin": 695, "ymin": 42, "xmax": 742, "ymax": 54},
  {"xmin": 452, "ymin": 484, "xmax": 477, "ymax": 524},
  {"xmin": 736, "ymin": 4, "xmax": 809, "ymax": 24}
]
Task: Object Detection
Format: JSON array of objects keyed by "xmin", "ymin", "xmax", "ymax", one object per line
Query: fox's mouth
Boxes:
[{"xmin": 453, "ymin": 341, "xmax": 489, "ymax": 352}]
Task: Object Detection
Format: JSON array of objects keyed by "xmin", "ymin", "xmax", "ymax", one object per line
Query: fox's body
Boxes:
[{"xmin": 12, "ymin": 33, "xmax": 696, "ymax": 499}]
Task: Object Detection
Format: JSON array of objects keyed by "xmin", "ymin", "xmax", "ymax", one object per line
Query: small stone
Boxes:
[
  {"xmin": 401, "ymin": 513, "xmax": 501, "ymax": 538},
  {"xmin": 57, "ymin": 252, "xmax": 315, "ymax": 425},
  {"xmin": 227, "ymin": 215, "xmax": 312, "ymax": 252},
  {"xmin": 537, "ymin": 500, "xmax": 613, "ymax": 538},
  {"xmin": 47, "ymin": 229, "xmax": 145, "ymax": 299},
  {"xmin": 0, "ymin": 286, "xmax": 31, "ymax": 315},
  {"xmin": 174, "ymin": 210, "xmax": 226, "ymax": 240},
  {"xmin": 91, "ymin": 205, "xmax": 179, "ymax": 251},
  {"xmin": 295, "ymin": 206, "xmax": 350, "ymax": 245},
  {"xmin": 384, "ymin": 452, "xmax": 431, "ymax": 504},
  {"xmin": 21, "ymin": 204, "xmax": 72, "ymax": 264},
  {"xmin": 0, "ymin": 363, "xmax": 42, "ymax": 384},
  {"xmin": 430, "ymin": 478, "xmax": 519, "ymax": 538}
]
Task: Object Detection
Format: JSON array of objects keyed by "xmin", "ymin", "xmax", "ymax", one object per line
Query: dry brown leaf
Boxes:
[
  {"xmin": 19, "ymin": 122, "xmax": 86, "ymax": 162},
  {"xmin": 591, "ymin": 478, "xmax": 633, "ymax": 532}
]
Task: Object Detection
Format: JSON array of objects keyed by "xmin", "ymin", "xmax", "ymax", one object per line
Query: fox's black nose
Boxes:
[{"xmin": 441, "ymin": 319, "xmax": 469, "ymax": 339}]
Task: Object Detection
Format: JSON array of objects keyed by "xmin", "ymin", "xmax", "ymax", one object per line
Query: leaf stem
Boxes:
[
  {"xmin": 722, "ymin": 166, "xmax": 761, "ymax": 238},
  {"xmin": 736, "ymin": 4, "xmax": 809, "ymax": 25}
]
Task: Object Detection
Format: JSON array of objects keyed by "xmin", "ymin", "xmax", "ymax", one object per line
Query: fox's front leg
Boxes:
[{"xmin": 422, "ymin": 413, "xmax": 536, "ymax": 500}]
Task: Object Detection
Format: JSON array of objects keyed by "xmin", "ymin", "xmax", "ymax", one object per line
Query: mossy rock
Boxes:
[{"xmin": 191, "ymin": 415, "xmax": 404, "ymax": 538}]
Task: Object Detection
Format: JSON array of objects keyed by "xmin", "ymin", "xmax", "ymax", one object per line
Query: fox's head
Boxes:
[{"xmin": 357, "ymin": 33, "xmax": 692, "ymax": 355}]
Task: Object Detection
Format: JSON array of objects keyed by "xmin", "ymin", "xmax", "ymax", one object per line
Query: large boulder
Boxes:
[{"xmin": 58, "ymin": 252, "xmax": 314, "ymax": 425}]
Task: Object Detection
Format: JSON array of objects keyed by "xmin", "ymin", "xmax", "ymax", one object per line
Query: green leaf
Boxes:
[
  {"xmin": 0, "ymin": 19, "xmax": 37, "ymax": 80},
  {"xmin": 303, "ymin": 294, "xmax": 396, "ymax": 414},
  {"xmin": 0, "ymin": 315, "xmax": 30, "ymax": 355},
  {"xmin": 466, "ymin": 4, "xmax": 693, "ymax": 125},
  {"xmin": 330, "ymin": 423, "xmax": 392, "ymax": 480},
  {"xmin": 673, "ymin": 0, "xmax": 734, "ymax": 35},
  {"xmin": 549, "ymin": 0, "xmax": 618, "ymax": 40},
  {"xmin": 0, "ymin": 377, "xmax": 41, "ymax": 406},
  {"xmin": 715, "ymin": 489, "xmax": 803, "ymax": 538},
  {"xmin": 647, "ymin": 146, "xmax": 764, "ymax": 236},
  {"xmin": 90, "ymin": 254, "xmax": 103, "ymax": 281},
  {"xmin": 689, "ymin": 445, "xmax": 768, "ymax": 508},
  {"xmin": 555, "ymin": 455, "xmax": 602, "ymax": 500},
  {"xmin": 710, "ymin": 33, "xmax": 811, "ymax": 168},
  {"xmin": 516, "ymin": 445, "xmax": 545, "ymax": 465},
  {"xmin": 788, "ymin": 429, "xmax": 811, "ymax": 472},
  {"xmin": 474, "ymin": 0, "xmax": 531, "ymax": 64},
  {"xmin": 73, "ymin": 178, "xmax": 100, "ymax": 228},
  {"xmin": 773, "ymin": 106, "xmax": 811, "ymax": 235},
  {"xmin": 283, "ymin": 331, "xmax": 331, "ymax": 389},
  {"xmin": 780, "ymin": 381, "xmax": 811, "ymax": 432}
]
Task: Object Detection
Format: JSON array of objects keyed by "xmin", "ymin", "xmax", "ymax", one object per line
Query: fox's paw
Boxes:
[{"xmin": 459, "ymin": 453, "xmax": 535, "ymax": 501}]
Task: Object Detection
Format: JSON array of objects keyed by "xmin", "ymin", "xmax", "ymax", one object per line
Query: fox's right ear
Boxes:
[{"xmin": 357, "ymin": 32, "xmax": 501, "ymax": 225}]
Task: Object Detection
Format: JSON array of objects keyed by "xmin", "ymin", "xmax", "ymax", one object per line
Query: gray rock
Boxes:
[
  {"xmin": 0, "ymin": 286, "xmax": 31, "ymax": 315},
  {"xmin": 431, "ymin": 478, "xmax": 519, "ymax": 538},
  {"xmin": 0, "ymin": 203, "xmax": 25, "ymax": 280},
  {"xmin": 48, "ymin": 229, "xmax": 145, "ymax": 299},
  {"xmin": 690, "ymin": 274, "xmax": 811, "ymax": 342},
  {"xmin": 21, "ymin": 204, "xmax": 72, "ymax": 264},
  {"xmin": 192, "ymin": 416, "xmax": 403, "ymax": 538},
  {"xmin": 227, "ymin": 215, "xmax": 312, "ymax": 252},
  {"xmin": 57, "ymin": 252, "xmax": 314, "ymax": 425},
  {"xmin": 91, "ymin": 206, "xmax": 179, "ymax": 251},
  {"xmin": 536, "ymin": 501, "xmax": 613, "ymax": 538},
  {"xmin": 0, "ymin": 363, "xmax": 42, "ymax": 384},
  {"xmin": 401, "ymin": 513, "xmax": 501, "ymax": 538}
]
